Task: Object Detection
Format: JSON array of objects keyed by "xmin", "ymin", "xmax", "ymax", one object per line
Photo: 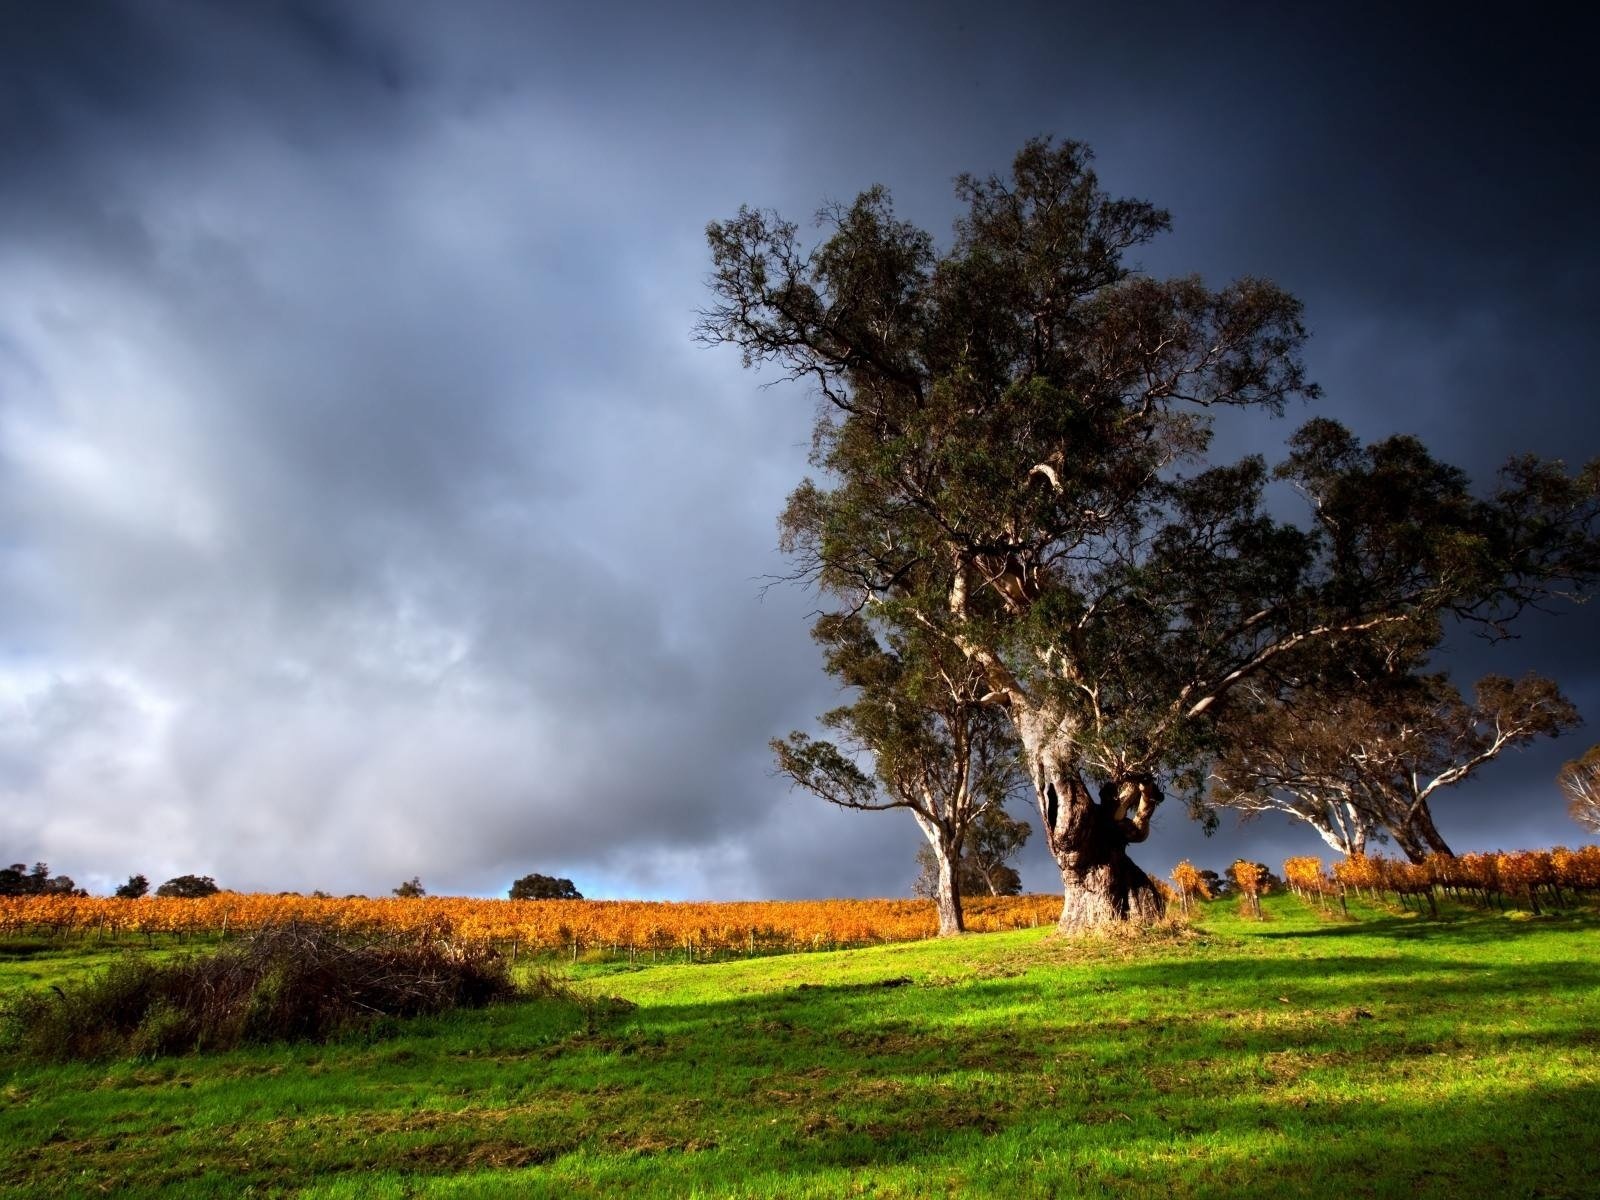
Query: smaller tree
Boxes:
[
  {"xmin": 0, "ymin": 863, "xmax": 41, "ymax": 896},
  {"xmin": 114, "ymin": 874, "xmax": 150, "ymax": 899},
  {"xmin": 156, "ymin": 874, "xmax": 219, "ymax": 898},
  {"xmin": 913, "ymin": 805, "xmax": 1032, "ymax": 899},
  {"xmin": 960, "ymin": 805, "xmax": 1032, "ymax": 896},
  {"xmin": 509, "ymin": 873, "xmax": 582, "ymax": 900},
  {"xmin": 774, "ymin": 614, "xmax": 1027, "ymax": 936},
  {"xmin": 392, "ymin": 877, "xmax": 426, "ymax": 899},
  {"xmin": 1214, "ymin": 665, "xmax": 1578, "ymax": 862},
  {"xmin": 1559, "ymin": 745, "xmax": 1600, "ymax": 834}
]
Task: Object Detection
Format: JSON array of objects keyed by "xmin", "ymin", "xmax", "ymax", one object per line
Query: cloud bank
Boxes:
[{"xmin": 1, "ymin": 2, "xmax": 1595, "ymax": 896}]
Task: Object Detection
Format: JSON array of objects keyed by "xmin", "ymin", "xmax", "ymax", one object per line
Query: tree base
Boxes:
[{"xmin": 1055, "ymin": 850, "xmax": 1165, "ymax": 933}]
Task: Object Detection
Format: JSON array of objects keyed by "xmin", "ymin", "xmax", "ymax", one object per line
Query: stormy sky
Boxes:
[{"xmin": 2, "ymin": 1, "xmax": 1597, "ymax": 899}]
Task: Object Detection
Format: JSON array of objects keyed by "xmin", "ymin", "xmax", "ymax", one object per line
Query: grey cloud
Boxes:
[{"xmin": 0, "ymin": 2, "xmax": 1596, "ymax": 899}]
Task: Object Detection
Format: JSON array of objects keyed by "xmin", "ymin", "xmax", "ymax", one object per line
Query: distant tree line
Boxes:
[
  {"xmin": 157, "ymin": 874, "xmax": 220, "ymax": 898},
  {"xmin": 0, "ymin": 863, "xmax": 83, "ymax": 897},
  {"xmin": 0, "ymin": 866, "xmax": 230, "ymax": 899},
  {"xmin": 3, "ymin": 863, "xmax": 591, "ymax": 901},
  {"xmin": 389, "ymin": 874, "xmax": 585, "ymax": 900}
]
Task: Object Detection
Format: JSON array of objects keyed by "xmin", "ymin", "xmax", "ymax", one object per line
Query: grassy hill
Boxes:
[{"xmin": 2, "ymin": 895, "xmax": 1597, "ymax": 1197}]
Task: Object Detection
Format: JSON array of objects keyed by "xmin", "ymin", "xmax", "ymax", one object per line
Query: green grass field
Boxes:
[{"xmin": 2, "ymin": 895, "xmax": 1597, "ymax": 1198}]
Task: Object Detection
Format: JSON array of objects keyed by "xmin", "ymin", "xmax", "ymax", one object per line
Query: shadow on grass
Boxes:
[{"xmin": 6, "ymin": 912, "xmax": 1600, "ymax": 1199}]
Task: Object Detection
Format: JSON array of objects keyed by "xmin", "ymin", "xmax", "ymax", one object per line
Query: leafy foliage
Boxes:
[
  {"xmin": 912, "ymin": 804, "xmax": 1032, "ymax": 898},
  {"xmin": 773, "ymin": 613, "xmax": 1027, "ymax": 934},
  {"xmin": 1330, "ymin": 847, "xmax": 1600, "ymax": 915},
  {"xmin": 1168, "ymin": 860, "xmax": 1211, "ymax": 913},
  {"xmin": 1212, "ymin": 643, "xmax": 1579, "ymax": 861},
  {"xmin": 114, "ymin": 874, "xmax": 150, "ymax": 900},
  {"xmin": 509, "ymin": 873, "xmax": 582, "ymax": 900},
  {"xmin": 391, "ymin": 877, "xmax": 426, "ymax": 899},
  {"xmin": 0, "ymin": 892, "xmax": 1060, "ymax": 955},
  {"xmin": 1228, "ymin": 860, "xmax": 1265, "ymax": 917},
  {"xmin": 155, "ymin": 875, "xmax": 219, "ymax": 899},
  {"xmin": 0, "ymin": 863, "xmax": 82, "ymax": 897}
]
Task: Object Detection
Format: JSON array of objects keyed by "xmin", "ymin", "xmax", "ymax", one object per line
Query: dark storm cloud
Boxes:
[{"xmin": 1, "ymin": 1, "xmax": 1595, "ymax": 897}]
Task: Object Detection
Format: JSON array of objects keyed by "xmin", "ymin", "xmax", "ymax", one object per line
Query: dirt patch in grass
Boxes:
[{"xmin": 400, "ymin": 1137, "xmax": 575, "ymax": 1170}]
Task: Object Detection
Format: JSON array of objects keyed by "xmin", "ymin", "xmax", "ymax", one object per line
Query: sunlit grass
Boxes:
[{"xmin": 2, "ymin": 894, "xmax": 1596, "ymax": 1197}]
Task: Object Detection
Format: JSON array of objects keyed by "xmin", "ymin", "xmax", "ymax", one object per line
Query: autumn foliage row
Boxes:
[
  {"xmin": 1166, "ymin": 847, "xmax": 1600, "ymax": 918},
  {"xmin": 0, "ymin": 892, "xmax": 1062, "ymax": 953},
  {"xmin": 1264, "ymin": 847, "xmax": 1600, "ymax": 914},
  {"xmin": 1328, "ymin": 847, "xmax": 1600, "ymax": 902}
]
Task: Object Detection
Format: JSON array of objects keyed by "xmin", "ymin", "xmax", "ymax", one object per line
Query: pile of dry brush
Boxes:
[{"xmin": 2, "ymin": 922, "xmax": 552, "ymax": 1061}]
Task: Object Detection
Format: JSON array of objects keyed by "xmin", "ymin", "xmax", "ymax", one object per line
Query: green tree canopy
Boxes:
[
  {"xmin": 1212, "ymin": 646, "xmax": 1579, "ymax": 861},
  {"xmin": 703, "ymin": 137, "xmax": 1600, "ymax": 928},
  {"xmin": 0, "ymin": 862, "xmax": 81, "ymax": 897},
  {"xmin": 155, "ymin": 874, "xmax": 219, "ymax": 899},
  {"xmin": 509, "ymin": 873, "xmax": 582, "ymax": 900}
]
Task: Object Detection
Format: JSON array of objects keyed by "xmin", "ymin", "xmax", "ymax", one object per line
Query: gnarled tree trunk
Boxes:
[
  {"xmin": 1019, "ymin": 714, "xmax": 1165, "ymax": 931},
  {"xmin": 1049, "ymin": 795, "xmax": 1167, "ymax": 930}
]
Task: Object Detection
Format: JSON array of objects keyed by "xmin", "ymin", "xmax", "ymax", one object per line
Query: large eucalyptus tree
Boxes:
[{"xmin": 702, "ymin": 139, "xmax": 1600, "ymax": 930}]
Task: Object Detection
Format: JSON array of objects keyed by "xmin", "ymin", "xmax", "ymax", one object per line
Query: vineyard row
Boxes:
[
  {"xmin": 1268, "ymin": 846, "xmax": 1600, "ymax": 916},
  {"xmin": 0, "ymin": 892, "xmax": 1063, "ymax": 956}
]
